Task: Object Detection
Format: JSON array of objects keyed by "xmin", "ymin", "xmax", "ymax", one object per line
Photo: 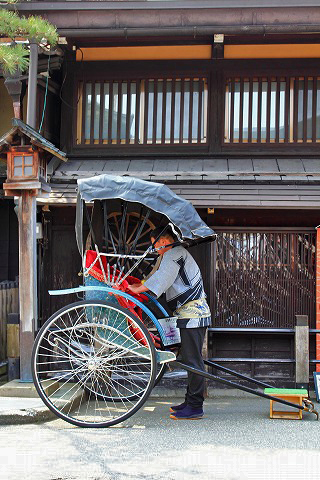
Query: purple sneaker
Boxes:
[
  {"xmin": 169, "ymin": 401, "xmax": 187, "ymax": 413},
  {"xmin": 170, "ymin": 405, "xmax": 204, "ymax": 420}
]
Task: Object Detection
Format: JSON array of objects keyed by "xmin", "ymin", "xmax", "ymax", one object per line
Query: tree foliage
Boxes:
[{"xmin": 0, "ymin": 7, "xmax": 58, "ymax": 74}]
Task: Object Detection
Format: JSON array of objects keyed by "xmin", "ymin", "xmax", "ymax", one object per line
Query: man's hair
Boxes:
[{"xmin": 150, "ymin": 226, "xmax": 176, "ymax": 243}]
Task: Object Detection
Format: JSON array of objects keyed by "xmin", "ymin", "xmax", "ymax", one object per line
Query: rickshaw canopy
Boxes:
[{"xmin": 76, "ymin": 174, "xmax": 215, "ymax": 254}]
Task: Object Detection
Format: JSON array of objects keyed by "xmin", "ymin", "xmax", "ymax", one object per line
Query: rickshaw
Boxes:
[{"xmin": 32, "ymin": 174, "xmax": 318, "ymax": 427}]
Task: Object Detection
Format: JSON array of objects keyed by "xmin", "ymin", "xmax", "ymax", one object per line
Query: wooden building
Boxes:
[{"xmin": 1, "ymin": 0, "xmax": 320, "ymax": 386}]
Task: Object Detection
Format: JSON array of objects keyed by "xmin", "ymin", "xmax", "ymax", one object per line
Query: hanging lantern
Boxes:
[
  {"xmin": 1, "ymin": 119, "xmax": 66, "ymax": 197},
  {"xmin": 7, "ymin": 147, "xmax": 47, "ymax": 183}
]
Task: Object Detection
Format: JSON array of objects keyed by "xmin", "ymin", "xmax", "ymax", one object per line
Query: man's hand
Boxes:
[{"xmin": 127, "ymin": 283, "xmax": 149, "ymax": 294}]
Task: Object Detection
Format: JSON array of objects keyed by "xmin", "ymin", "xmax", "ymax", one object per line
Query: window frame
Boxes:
[
  {"xmin": 223, "ymin": 74, "xmax": 320, "ymax": 146},
  {"xmin": 72, "ymin": 61, "xmax": 211, "ymax": 153},
  {"xmin": 220, "ymin": 59, "xmax": 320, "ymax": 154}
]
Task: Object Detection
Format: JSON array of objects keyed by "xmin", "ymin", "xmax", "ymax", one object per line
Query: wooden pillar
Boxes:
[
  {"xmin": 295, "ymin": 315, "xmax": 309, "ymax": 389},
  {"xmin": 7, "ymin": 313, "xmax": 20, "ymax": 381},
  {"xmin": 202, "ymin": 240, "xmax": 216, "ymax": 397},
  {"xmin": 316, "ymin": 227, "xmax": 320, "ymax": 372},
  {"xmin": 18, "ymin": 191, "xmax": 37, "ymax": 382}
]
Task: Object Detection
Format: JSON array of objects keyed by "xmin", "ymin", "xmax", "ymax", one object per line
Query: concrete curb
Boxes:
[
  {"xmin": 0, "ymin": 400, "xmax": 59, "ymax": 425},
  {"xmin": 0, "ymin": 388, "xmax": 84, "ymax": 425}
]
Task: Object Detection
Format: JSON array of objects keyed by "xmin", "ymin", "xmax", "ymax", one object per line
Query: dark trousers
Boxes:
[{"xmin": 179, "ymin": 327, "xmax": 207, "ymax": 409}]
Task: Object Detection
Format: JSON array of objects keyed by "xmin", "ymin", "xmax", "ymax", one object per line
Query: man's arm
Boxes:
[
  {"xmin": 141, "ymin": 250, "xmax": 180, "ymax": 297},
  {"xmin": 127, "ymin": 283, "xmax": 149, "ymax": 295}
]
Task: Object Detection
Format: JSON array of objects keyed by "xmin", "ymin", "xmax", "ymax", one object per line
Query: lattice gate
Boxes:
[{"xmin": 213, "ymin": 229, "xmax": 316, "ymax": 329}]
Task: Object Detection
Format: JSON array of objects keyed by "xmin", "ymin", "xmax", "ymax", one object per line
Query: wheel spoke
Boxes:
[{"xmin": 126, "ymin": 222, "xmax": 139, "ymax": 244}]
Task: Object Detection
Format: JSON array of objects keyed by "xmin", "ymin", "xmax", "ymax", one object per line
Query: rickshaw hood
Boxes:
[{"xmin": 77, "ymin": 174, "xmax": 214, "ymax": 240}]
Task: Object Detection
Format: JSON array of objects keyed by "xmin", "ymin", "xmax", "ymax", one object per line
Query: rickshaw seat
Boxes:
[{"xmin": 84, "ymin": 264, "xmax": 175, "ymax": 364}]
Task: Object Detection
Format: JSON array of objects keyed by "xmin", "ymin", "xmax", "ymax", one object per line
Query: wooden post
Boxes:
[
  {"xmin": 316, "ymin": 227, "xmax": 320, "ymax": 372},
  {"xmin": 18, "ymin": 191, "xmax": 37, "ymax": 382},
  {"xmin": 7, "ymin": 313, "xmax": 20, "ymax": 381},
  {"xmin": 202, "ymin": 240, "xmax": 216, "ymax": 398},
  {"xmin": 0, "ymin": 281, "xmax": 19, "ymax": 363},
  {"xmin": 202, "ymin": 328, "xmax": 209, "ymax": 398},
  {"xmin": 295, "ymin": 315, "xmax": 309, "ymax": 389}
]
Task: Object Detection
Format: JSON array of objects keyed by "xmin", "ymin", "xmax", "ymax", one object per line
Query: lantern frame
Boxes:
[
  {"xmin": 6, "ymin": 147, "xmax": 44, "ymax": 183},
  {"xmin": 1, "ymin": 119, "xmax": 66, "ymax": 197}
]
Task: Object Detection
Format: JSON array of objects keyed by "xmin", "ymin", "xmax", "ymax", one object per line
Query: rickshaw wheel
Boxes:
[
  {"xmin": 106, "ymin": 211, "xmax": 155, "ymax": 275},
  {"xmin": 32, "ymin": 300, "xmax": 157, "ymax": 428}
]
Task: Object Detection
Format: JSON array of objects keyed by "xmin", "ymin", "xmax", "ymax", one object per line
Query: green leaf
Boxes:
[
  {"xmin": 0, "ymin": 10, "xmax": 21, "ymax": 38},
  {"xmin": 0, "ymin": 43, "xmax": 29, "ymax": 74},
  {"xmin": 23, "ymin": 15, "xmax": 58, "ymax": 46},
  {"xmin": 0, "ymin": 8, "xmax": 58, "ymax": 74},
  {"xmin": 0, "ymin": 9, "xmax": 58, "ymax": 45}
]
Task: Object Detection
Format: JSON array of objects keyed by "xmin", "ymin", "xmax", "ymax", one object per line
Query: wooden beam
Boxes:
[
  {"xmin": 76, "ymin": 45, "xmax": 212, "ymax": 61},
  {"xmin": 18, "ymin": 191, "xmax": 37, "ymax": 382},
  {"xmin": 225, "ymin": 44, "xmax": 320, "ymax": 59}
]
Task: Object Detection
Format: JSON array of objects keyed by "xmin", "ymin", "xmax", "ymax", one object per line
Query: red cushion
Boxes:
[{"xmin": 85, "ymin": 250, "xmax": 152, "ymax": 347}]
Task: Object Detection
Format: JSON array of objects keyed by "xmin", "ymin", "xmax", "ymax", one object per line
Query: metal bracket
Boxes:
[{"xmin": 303, "ymin": 399, "xmax": 319, "ymax": 420}]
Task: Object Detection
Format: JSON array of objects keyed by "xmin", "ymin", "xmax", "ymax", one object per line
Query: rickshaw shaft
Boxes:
[
  {"xmin": 174, "ymin": 361, "xmax": 307, "ymax": 412},
  {"xmin": 204, "ymin": 359, "xmax": 273, "ymax": 388}
]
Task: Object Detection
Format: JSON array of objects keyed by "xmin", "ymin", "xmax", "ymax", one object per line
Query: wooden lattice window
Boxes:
[
  {"xmin": 214, "ymin": 230, "xmax": 316, "ymax": 329},
  {"xmin": 224, "ymin": 76, "xmax": 320, "ymax": 144},
  {"xmin": 76, "ymin": 77, "xmax": 208, "ymax": 146}
]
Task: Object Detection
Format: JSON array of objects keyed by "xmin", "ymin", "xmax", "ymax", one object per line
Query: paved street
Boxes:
[{"xmin": 1, "ymin": 395, "xmax": 320, "ymax": 480}]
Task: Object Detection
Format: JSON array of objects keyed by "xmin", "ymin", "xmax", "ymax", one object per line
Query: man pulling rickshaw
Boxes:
[{"xmin": 128, "ymin": 226, "xmax": 211, "ymax": 420}]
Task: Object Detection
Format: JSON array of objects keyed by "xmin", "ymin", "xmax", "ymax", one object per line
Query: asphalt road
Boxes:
[{"xmin": 1, "ymin": 395, "xmax": 320, "ymax": 480}]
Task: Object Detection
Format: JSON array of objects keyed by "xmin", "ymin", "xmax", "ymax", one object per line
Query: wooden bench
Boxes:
[{"xmin": 264, "ymin": 388, "xmax": 309, "ymax": 420}]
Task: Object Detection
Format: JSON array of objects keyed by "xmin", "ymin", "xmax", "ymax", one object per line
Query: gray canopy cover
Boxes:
[{"xmin": 76, "ymin": 174, "xmax": 214, "ymax": 251}]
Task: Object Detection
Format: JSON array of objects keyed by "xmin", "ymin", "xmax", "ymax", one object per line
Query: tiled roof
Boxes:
[
  {"xmin": 37, "ymin": 181, "xmax": 320, "ymax": 208},
  {"xmin": 53, "ymin": 157, "xmax": 320, "ymax": 182}
]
